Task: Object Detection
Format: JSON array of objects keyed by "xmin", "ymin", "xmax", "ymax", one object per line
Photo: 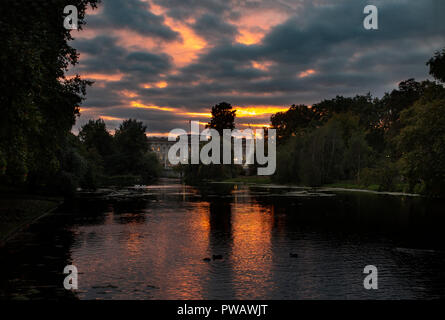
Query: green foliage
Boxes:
[
  {"xmin": 274, "ymin": 113, "xmax": 372, "ymax": 187},
  {"xmin": 0, "ymin": 0, "xmax": 99, "ymax": 191},
  {"xmin": 140, "ymin": 152, "xmax": 163, "ymax": 183},
  {"xmin": 360, "ymin": 160, "xmax": 400, "ymax": 191},
  {"xmin": 397, "ymin": 98, "xmax": 445, "ymax": 195},
  {"xmin": 181, "ymin": 101, "xmax": 238, "ymax": 183},
  {"xmin": 270, "ymin": 47, "xmax": 445, "ymax": 196},
  {"xmin": 427, "ymin": 48, "xmax": 445, "ymax": 83},
  {"xmin": 274, "ymin": 137, "xmax": 301, "ymax": 183},
  {"xmin": 367, "ymin": 184, "xmax": 380, "ymax": 192},
  {"xmin": 79, "ymin": 119, "xmax": 114, "ymax": 160},
  {"xmin": 113, "ymin": 119, "xmax": 149, "ymax": 174},
  {"xmin": 379, "ymin": 79, "xmax": 445, "ymax": 158},
  {"xmin": 76, "ymin": 118, "xmax": 162, "ymax": 187},
  {"xmin": 413, "ymin": 181, "xmax": 427, "ymax": 195},
  {"xmin": 271, "ymin": 104, "xmax": 319, "ymax": 142}
]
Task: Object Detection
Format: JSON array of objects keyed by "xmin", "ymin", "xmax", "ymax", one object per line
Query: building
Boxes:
[
  {"xmin": 148, "ymin": 135, "xmax": 253, "ymax": 168},
  {"xmin": 147, "ymin": 137, "xmax": 177, "ymax": 168}
]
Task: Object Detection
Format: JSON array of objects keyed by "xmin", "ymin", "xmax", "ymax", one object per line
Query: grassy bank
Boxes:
[
  {"xmin": 220, "ymin": 176, "xmax": 412, "ymax": 195},
  {"xmin": 222, "ymin": 176, "xmax": 272, "ymax": 184},
  {"xmin": 323, "ymin": 182, "xmax": 380, "ymax": 191},
  {"xmin": 323, "ymin": 181, "xmax": 410, "ymax": 193},
  {"xmin": 0, "ymin": 195, "xmax": 62, "ymax": 245}
]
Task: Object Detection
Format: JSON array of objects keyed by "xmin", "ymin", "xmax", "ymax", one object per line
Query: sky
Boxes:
[{"xmin": 68, "ymin": 0, "xmax": 445, "ymax": 136}]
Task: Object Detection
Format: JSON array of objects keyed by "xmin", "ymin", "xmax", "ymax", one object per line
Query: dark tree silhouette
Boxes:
[
  {"xmin": 427, "ymin": 48, "xmax": 445, "ymax": 83},
  {"xmin": 79, "ymin": 119, "xmax": 114, "ymax": 160},
  {"xmin": 0, "ymin": 0, "xmax": 100, "ymax": 187},
  {"xmin": 206, "ymin": 102, "xmax": 236, "ymax": 135},
  {"xmin": 113, "ymin": 119, "xmax": 149, "ymax": 174},
  {"xmin": 271, "ymin": 104, "xmax": 319, "ymax": 142}
]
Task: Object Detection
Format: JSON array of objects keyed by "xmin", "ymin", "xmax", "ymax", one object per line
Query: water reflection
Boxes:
[{"xmin": 1, "ymin": 179, "xmax": 445, "ymax": 300}]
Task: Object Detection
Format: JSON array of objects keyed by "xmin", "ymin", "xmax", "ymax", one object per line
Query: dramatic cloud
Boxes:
[{"xmin": 69, "ymin": 0, "xmax": 445, "ymax": 135}]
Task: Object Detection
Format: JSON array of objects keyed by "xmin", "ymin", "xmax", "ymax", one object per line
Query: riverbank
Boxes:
[
  {"xmin": 222, "ymin": 176, "xmax": 272, "ymax": 184},
  {"xmin": 0, "ymin": 195, "xmax": 63, "ymax": 245},
  {"xmin": 220, "ymin": 176, "xmax": 420, "ymax": 197}
]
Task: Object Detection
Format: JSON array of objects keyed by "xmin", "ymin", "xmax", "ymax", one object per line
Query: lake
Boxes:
[{"xmin": 1, "ymin": 179, "xmax": 445, "ymax": 300}]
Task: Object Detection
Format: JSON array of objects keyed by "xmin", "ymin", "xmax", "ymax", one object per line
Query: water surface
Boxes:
[{"xmin": 1, "ymin": 179, "xmax": 445, "ymax": 299}]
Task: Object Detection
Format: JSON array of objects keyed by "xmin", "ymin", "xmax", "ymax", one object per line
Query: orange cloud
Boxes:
[
  {"xmin": 119, "ymin": 90, "xmax": 138, "ymax": 98},
  {"xmin": 252, "ymin": 60, "xmax": 274, "ymax": 71},
  {"xmin": 180, "ymin": 112, "xmax": 212, "ymax": 118},
  {"xmin": 236, "ymin": 29, "xmax": 264, "ymax": 45},
  {"xmin": 235, "ymin": 106, "xmax": 289, "ymax": 117},
  {"xmin": 80, "ymin": 73, "xmax": 125, "ymax": 81},
  {"xmin": 141, "ymin": 81, "xmax": 168, "ymax": 89},
  {"xmin": 146, "ymin": 132, "xmax": 173, "ymax": 138},
  {"xmin": 298, "ymin": 69, "xmax": 316, "ymax": 78},
  {"xmin": 131, "ymin": 101, "xmax": 288, "ymax": 120},
  {"xmin": 162, "ymin": 17, "xmax": 207, "ymax": 67},
  {"xmin": 156, "ymin": 81, "xmax": 168, "ymax": 88},
  {"xmin": 233, "ymin": 8, "xmax": 290, "ymax": 45},
  {"xmin": 131, "ymin": 101, "xmax": 176, "ymax": 112},
  {"xmin": 240, "ymin": 123, "xmax": 272, "ymax": 128},
  {"xmin": 100, "ymin": 115, "xmax": 125, "ymax": 121}
]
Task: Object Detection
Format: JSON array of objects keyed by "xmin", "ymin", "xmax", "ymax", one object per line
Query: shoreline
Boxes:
[
  {"xmin": 219, "ymin": 176, "xmax": 421, "ymax": 197},
  {"xmin": 0, "ymin": 196, "xmax": 63, "ymax": 246}
]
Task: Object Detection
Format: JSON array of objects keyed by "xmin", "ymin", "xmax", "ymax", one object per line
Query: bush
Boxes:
[
  {"xmin": 367, "ymin": 184, "xmax": 380, "ymax": 191},
  {"xmin": 360, "ymin": 160, "xmax": 401, "ymax": 192},
  {"xmin": 413, "ymin": 181, "xmax": 427, "ymax": 194},
  {"xmin": 140, "ymin": 152, "xmax": 163, "ymax": 183}
]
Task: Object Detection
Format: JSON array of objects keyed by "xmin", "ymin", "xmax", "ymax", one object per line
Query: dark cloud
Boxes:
[
  {"xmin": 152, "ymin": 0, "xmax": 230, "ymax": 20},
  {"xmin": 73, "ymin": 0, "xmax": 445, "ymax": 134},
  {"xmin": 86, "ymin": 0, "xmax": 180, "ymax": 40},
  {"xmin": 191, "ymin": 13, "xmax": 239, "ymax": 44},
  {"xmin": 73, "ymin": 35, "xmax": 172, "ymax": 80}
]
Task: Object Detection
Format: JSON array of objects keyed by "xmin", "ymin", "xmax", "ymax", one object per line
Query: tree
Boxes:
[
  {"xmin": 79, "ymin": 119, "xmax": 114, "ymax": 170},
  {"xmin": 273, "ymin": 136, "xmax": 302, "ymax": 183},
  {"xmin": 0, "ymin": 0, "xmax": 99, "ymax": 188},
  {"xmin": 427, "ymin": 48, "xmax": 445, "ymax": 83},
  {"xmin": 206, "ymin": 102, "xmax": 236, "ymax": 135},
  {"xmin": 381, "ymin": 79, "xmax": 445, "ymax": 160},
  {"xmin": 380, "ymin": 79, "xmax": 423, "ymax": 134},
  {"xmin": 271, "ymin": 104, "xmax": 319, "ymax": 143},
  {"xmin": 273, "ymin": 111, "xmax": 373, "ymax": 186},
  {"xmin": 113, "ymin": 119, "xmax": 149, "ymax": 174},
  {"xmin": 397, "ymin": 98, "xmax": 445, "ymax": 195}
]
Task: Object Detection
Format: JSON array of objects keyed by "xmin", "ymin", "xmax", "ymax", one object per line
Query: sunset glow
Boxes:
[
  {"xmin": 236, "ymin": 29, "xmax": 264, "ymax": 45},
  {"xmin": 131, "ymin": 101, "xmax": 176, "ymax": 112},
  {"xmin": 82, "ymin": 73, "xmax": 125, "ymax": 82},
  {"xmin": 69, "ymin": 0, "xmax": 439, "ymax": 138},
  {"xmin": 299, "ymin": 69, "xmax": 316, "ymax": 78},
  {"xmin": 236, "ymin": 106, "xmax": 289, "ymax": 117}
]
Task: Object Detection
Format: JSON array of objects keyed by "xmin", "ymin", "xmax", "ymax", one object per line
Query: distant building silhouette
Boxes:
[{"xmin": 147, "ymin": 137, "xmax": 176, "ymax": 168}]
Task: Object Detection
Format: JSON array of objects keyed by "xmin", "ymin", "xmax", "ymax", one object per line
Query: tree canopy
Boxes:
[
  {"xmin": 272, "ymin": 47, "xmax": 445, "ymax": 196},
  {"xmin": 206, "ymin": 102, "xmax": 236, "ymax": 135},
  {"xmin": 0, "ymin": 0, "xmax": 99, "ymax": 188}
]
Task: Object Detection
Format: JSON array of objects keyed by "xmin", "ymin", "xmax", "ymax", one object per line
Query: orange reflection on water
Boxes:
[
  {"xmin": 146, "ymin": 201, "xmax": 211, "ymax": 299},
  {"xmin": 230, "ymin": 197, "xmax": 274, "ymax": 299}
]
